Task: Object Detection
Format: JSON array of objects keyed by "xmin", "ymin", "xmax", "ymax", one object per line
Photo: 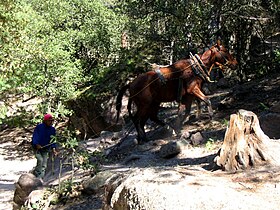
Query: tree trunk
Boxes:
[{"xmin": 214, "ymin": 109, "xmax": 275, "ymax": 171}]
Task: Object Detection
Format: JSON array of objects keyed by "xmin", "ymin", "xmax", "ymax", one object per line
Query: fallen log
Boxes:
[{"xmin": 214, "ymin": 109, "xmax": 278, "ymax": 171}]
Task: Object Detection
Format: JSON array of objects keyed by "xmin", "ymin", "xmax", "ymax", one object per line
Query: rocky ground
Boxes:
[
  {"xmin": 0, "ymin": 72, "xmax": 280, "ymax": 209},
  {"xmin": 0, "ymin": 129, "xmax": 35, "ymax": 210}
]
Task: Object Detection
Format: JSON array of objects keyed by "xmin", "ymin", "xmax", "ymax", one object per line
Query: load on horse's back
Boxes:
[{"xmin": 116, "ymin": 40, "xmax": 238, "ymax": 143}]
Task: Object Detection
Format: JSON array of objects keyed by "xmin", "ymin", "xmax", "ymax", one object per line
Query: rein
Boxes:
[{"xmin": 155, "ymin": 68, "xmax": 167, "ymax": 84}]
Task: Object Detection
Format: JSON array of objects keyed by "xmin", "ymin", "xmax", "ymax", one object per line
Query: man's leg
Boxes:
[
  {"xmin": 34, "ymin": 151, "xmax": 43, "ymax": 177},
  {"xmin": 34, "ymin": 150, "xmax": 49, "ymax": 178},
  {"xmin": 40, "ymin": 151, "xmax": 49, "ymax": 178}
]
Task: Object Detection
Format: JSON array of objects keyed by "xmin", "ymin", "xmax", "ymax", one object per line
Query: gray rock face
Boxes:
[
  {"xmin": 82, "ymin": 171, "xmax": 115, "ymax": 194},
  {"xmin": 13, "ymin": 173, "xmax": 43, "ymax": 210},
  {"xmin": 159, "ymin": 141, "xmax": 182, "ymax": 158},
  {"xmin": 103, "ymin": 167, "xmax": 280, "ymax": 210},
  {"xmin": 190, "ymin": 132, "xmax": 205, "ymax": 145}
]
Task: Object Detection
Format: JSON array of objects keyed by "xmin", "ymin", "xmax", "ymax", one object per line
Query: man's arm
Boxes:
[{"xmin": 32, "ymin": 126, "xmax": 42, "ymax": 150}]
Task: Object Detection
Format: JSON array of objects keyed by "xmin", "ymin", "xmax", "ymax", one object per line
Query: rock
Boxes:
[
  {"xmin": 100, "ymin": 131, "xmax": 113, "ymax": 139},
  {"xmin": 190, "ymin": 132, "xmax": 205, "ymax": 145},
  {"xmin": 270, "ymin": 101, "xmax": 280, "ymax": 113},
  {"xmin": 13, "ymin": 173, "xmax": 43, "ymax": 210},
  {"xmin": 260, "ymin": 113, "xmax": 280, "ymax": 139},
  {"xmin": 218, "ymin": 96, "xmax": 235, "ymax": 110},
  {"xmin": 104, "ymin": 173, "xmax": 126, "ymax": 210},
  {"xmin": 82, "ymin": 171, "xmax": 115, "ymax": 194},
  {"xmin": 24, "ymin": 189, "xmax": 45, "ymax": 208},
  {"xmin": 86, "ymin": 137, "xmax": 103, "ymax": 153},
  {"xmin": 148, "ymin": 125, "xmax": 174, "ymax": 140},
  {"xmin": 103, "ymin": 168, "xmax": 280, "ymax": 210},
  {"xmin": 180, "ymin": 130, "xmax": 191, "ymax": 140},
  {"xmin": 159, "ymin": 141, "xmax": 182, "ymax": 158}
]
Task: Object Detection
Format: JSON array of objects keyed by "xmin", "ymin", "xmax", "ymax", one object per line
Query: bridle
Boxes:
[{"xmin": 207, "ymin": 45, "xmax": 233, "ymax": 76}]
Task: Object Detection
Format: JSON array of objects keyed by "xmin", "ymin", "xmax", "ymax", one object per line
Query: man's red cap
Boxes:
[{"xmin": 43, "ymin": 113, "xmax": 53, "ymax": 121}]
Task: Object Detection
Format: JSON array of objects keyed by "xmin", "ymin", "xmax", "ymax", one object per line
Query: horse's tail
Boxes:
[{"xmin": 116, "ymin": 84, "xmax": 130, "ymax": 123}]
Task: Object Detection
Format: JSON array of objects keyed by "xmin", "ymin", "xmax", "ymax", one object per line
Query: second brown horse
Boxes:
[{"xmin": 116, "ymin": 41, "xmax": 238, "ymax": 143}]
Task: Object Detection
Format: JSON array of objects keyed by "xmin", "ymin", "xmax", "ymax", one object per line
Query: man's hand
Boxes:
[{"xmin": 52, "ymin": 148, "xmax": 59, "ymax": 156}]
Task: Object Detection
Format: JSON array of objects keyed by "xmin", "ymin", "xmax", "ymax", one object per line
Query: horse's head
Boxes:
[{"xmin": 211, "ymin": 40, "xmax": 238, "ymax": 70}]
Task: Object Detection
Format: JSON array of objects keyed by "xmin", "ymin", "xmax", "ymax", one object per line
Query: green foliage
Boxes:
[
  {"xmin": 56, "ymin": 128, "xmax": 101, "ymax": 172},
  {"xmin": 49, "ymin": 127, "xmax": 103, "ymax": 204},
  {"xmin": 0, "ymin": 0, "xmax": 127, "ymax": 118},
  {"xmin": 0, "ymin": 104, "xmax": 8, "ymax": 122},
  {"xmin": 77, "ymin": 150, "xmax": 102, "ymax": 172},
  {"xmin": 58, "ymin": 179, "xmax": 75, "ymax": 197},
  {"xmin": 57, "ymin": 130, "xmax": 79, "ymax": 150},
  {"xmin": 259, "ymin": 102, "xmax": 269, "ymax": 111},
  {"xmin": 274, "ymin": 49, "xmax": 280, "ymax": 63},
  {"xmin": 221, "ymin": 118, "xmax": 229, "ymax": 127},
  {"xmin": 55, "ymin": 127, "xmax": 100, "ymax": 171},
  {"xmin": 205, "ymin": 138, "xmax": 215, "ymax": 151},
  {"xmin": 117, "ymin": 0, "xmax": 279, "ymax": 81}
]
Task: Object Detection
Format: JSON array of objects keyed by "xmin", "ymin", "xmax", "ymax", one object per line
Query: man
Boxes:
[{"xmin": 32, "ymin": 113, "xmax": 58, "ymax": 178}]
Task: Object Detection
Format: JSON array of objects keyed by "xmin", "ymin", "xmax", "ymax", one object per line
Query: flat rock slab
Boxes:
[{"xmin": 104, "ymin": 166, "xmax": 280, "ymax": 210}]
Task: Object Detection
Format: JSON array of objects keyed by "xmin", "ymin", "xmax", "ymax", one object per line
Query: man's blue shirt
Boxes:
[{"xmin": 32, "ymin": 123, "xmax": 56, "ymax": 149}]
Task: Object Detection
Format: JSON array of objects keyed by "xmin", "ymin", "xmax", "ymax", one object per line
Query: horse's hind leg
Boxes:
[
  {"xmin": 194, "ymin": 98, "xmax": 201, "ymax": 119},
  {"xmin": 127, "ymin": 99, "xmax": 148, "ymax": 143},
  {"xmin": 137, "ymin": 116, "xmax": 149, "ymax": 143},
  {"xmin": 132, "ymin": 109, "xmax": 150, "ymax": 144},
  {"xmin": 149, "ymin": 103, "xmax": 165, "ymax": 126},
  {"xmin": 179, "ymin": 94, "xmax": 194, "ymax": 123}
]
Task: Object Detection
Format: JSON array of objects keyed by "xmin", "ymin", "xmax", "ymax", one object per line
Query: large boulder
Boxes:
[
  {"xmin": 103, "ymin": 167, "xmax": 280, "ymax": 210},
  {"xmin": 82, "ymin": 171, "xmax": 115, "ymax": 194},
  {"xmin": 13, "ymin": 173, "xmax": 43, "ymax": 210}
]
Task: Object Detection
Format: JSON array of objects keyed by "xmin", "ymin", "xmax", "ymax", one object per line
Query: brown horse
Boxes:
[{"xmin": 116, "ymin": 41, "xmax": 238, "ymax": 143}]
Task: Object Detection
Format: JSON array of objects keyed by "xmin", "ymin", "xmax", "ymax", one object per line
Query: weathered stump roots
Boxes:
[{"xmin": 214, "ymin": 109, "xmax": 274, "ymax": 171}]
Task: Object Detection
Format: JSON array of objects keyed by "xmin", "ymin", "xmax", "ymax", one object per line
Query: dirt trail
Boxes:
[{"xmin": 0, "ymin": 136, "xmax": 36, "ymax": 210}]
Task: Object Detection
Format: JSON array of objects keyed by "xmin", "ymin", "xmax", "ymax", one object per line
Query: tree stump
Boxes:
[{"xmin": 214, "ymin": 109, "xmax": 275, "ymax": 171}]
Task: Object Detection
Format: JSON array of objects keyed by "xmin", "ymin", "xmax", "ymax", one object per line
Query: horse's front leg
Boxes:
[
  {"xmin": 205, "ymin": 99, "xmax": 213, "ymax": 118},
  {"xmin": 176, "ymin": 103, "xmax": 186, "ymax": 133},
  {"xmin": 172, "ymin": 98, "xmax": 192, "ymax": 136},
  {"xmin": 181, "ymin": 94, "xmax": 195, "ymax": 123},
  {"xmin": 189, "ymin": 85, "xmax": 213, "ymax": 118}
]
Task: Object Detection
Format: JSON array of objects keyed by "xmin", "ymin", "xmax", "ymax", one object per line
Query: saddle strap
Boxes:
[
  {"xmin": 190, "ymin": 53, "xmax": 208, "ymax": 81},
  {"xmin": 194, "ymin": 54, "xmax": 209, "ymax": 77},
  {"xmin": 155, "ymin": 68, "xmax": 166, "ymax": 84},
  {"xmin": 190, "ymin": 58, "xmax": 207, "ymax": 81}
]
